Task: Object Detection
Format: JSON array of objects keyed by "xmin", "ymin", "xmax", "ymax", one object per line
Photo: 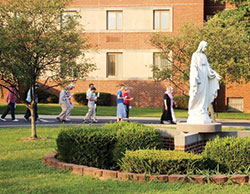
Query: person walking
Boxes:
[
  {"xmin": 86, "ymin": 83, "xmax": 97, "ymax": 122},
  {"xmin": 24, "ymin": 83, "xmax": 40, "ymax": 121},
  {"xmin": 160, "ymin": 86, "xmax": 176, "ymax": 124},
  {"xmin": 123, "ymin": 87, "xmax": 133, "ymax": 121},
  {"xmin": 116, "ymin": 84, "xmax": 126, "ymax": 122},
  {"xmin": 0, "ymin": 84, "xmax": 18, "ymax": 122},
  {"xmin": 83, "ymin": 87, "xmax": 97, "ymax": 123},
  {"xmin": 57, "ymin": 83, "xmax": 74, "ymax": 122}
]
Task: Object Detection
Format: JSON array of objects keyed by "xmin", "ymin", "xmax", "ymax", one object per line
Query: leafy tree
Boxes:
[
  {"xmin": 0, "ymin": 0, "xmax": 95, "ymax": 138},
  {"xmin": 212, "ymin": 0, "xmax": 250, "ymax": 7},
  {"xmin": 151, "ymin": 2, "xmax": 250, "ymax": 94}
]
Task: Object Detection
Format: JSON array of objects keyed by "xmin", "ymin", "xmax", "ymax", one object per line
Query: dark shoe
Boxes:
[
  {"xmin": 24, "ymin": 117, "xmax": 29, "ymax": 122},
  {"xmin": 170, "ymin": 121, "xmax": 176, "ymax": 124},
  {"xmin": 160, "ymin": 120, "xmax": 164, "ymax": 124},
  {"xmin": 56, "ymin": 117, "xmax": 62, "ymax": 122}
]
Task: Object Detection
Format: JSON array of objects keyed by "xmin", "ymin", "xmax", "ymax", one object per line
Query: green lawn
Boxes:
[
  {"xmin": 0, "ymin": 103, "xmax": 250, "ymax": 120},
  {"xmin": 0, "ymin": 126, "xmax": 249, "ymax": 194}
]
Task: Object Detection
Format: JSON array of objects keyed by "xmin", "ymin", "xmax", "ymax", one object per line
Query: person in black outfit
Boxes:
[
  {"xmin": 24, "ymin": 83, "xmax": 40, "ymax": 121},
  {"xmin": 160, "ymin": 87, "xmax": 176, "ymax": 124}
]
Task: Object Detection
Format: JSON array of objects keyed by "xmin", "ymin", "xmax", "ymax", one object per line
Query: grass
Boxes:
[
  {"xmin": 1, "ymin": 126, "xmax": 250, "ymax": 194},
  {"xmin": 0, "ymin": 103, "xmax": 250, "ymax": 120}
]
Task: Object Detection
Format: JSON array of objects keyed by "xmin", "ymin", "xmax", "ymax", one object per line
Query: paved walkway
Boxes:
[{"xmin": 0, "ymin": 115, "xmax": 249, "ymax": 129}]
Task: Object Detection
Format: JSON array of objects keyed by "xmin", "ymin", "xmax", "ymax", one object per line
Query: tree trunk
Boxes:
[{"xmin": 30, "ymin": 106, "xmax": 37, "ymax": 139}]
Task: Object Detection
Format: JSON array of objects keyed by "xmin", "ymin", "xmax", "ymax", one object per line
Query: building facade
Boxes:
[
  {"xmin": 64, "ymin": 0, "xmax": 205, "ymax": 108},
  {"xmin": 0, "ymin": 0, "xmax": 249, "ymax": 112}
]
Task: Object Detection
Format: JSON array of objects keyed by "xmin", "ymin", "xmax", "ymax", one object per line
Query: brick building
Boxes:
[
  {"xmin": 0, "ymin": 0, "xmax": 249, "ymax": 112},
  {"xmin": 66, "ymin": 0, "xmax": 204, "ymax": 107}
]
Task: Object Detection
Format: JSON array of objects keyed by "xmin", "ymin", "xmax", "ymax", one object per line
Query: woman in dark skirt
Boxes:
[{"xmin": 160, "ymin": 86, "xmax": 176, "ymax": 124}]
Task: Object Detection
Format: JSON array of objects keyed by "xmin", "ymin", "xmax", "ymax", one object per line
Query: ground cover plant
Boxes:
[
  {"xmin": 1, "ymin": 104, "xmax": 250, "ymax": 120},
  {"xmin": 1, "ymin": 126, "xmax": 250, "ymax": 194},
  {"xmin": 119, "ymin": 149, "xmax": 213, "ymax": 175}
]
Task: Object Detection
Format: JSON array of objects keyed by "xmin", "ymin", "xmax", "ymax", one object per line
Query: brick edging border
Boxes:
[{"xmin": 43, "ymin": 153, "xmax": 250, "ymax": 185}]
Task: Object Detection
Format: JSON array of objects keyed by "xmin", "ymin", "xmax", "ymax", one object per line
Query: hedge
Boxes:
[
  {"xmin": 173, "ymin": 95, "xmax": 189, "ymax": 110},
  {"xmin": 37, "ymin": 90, "xmax": 59, "ymax": 103},
  {"xmin": 104, "ymin": 122, "xmax": 163, "ymax": 162},
  {"xmin": 203, "ymin": 136, "xmax": 250, "ymax": 173},
  {"xmin": 56, "ymin": 126, "xmax": 117, "ymax": 169},
  {"xmin": 56, "ymin": 122, "xmax": 163, "ymax": 169},
  {"xmin": 73, "ymin": 92, "xmax": 86, "ymax": 105},
  {"xmin": 73, "ymin": 92, "xmax": 112, "ymax": 106},
  {"xmin": 119, "ymin": 149, "xmax": 210, "ymax": 175}
]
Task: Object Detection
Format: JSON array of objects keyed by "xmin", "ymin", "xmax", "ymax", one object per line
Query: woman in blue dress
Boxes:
[{"xmin": 116, "ymin": 84, "xmax": 126, "ymax": 122}]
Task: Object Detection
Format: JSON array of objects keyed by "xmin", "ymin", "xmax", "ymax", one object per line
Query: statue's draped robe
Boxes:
[{"xmin": 187, "ymin": 52, "xmax": 220, "ymax": 124}]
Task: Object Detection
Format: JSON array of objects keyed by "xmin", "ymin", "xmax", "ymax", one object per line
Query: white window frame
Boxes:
[
  {"xmin": 153, "ymin": 9, "xmax": 172, "ymax": 31},
  {"xmin": 107, "ymin": 10, "xmax": 123, "ymax": 30}
]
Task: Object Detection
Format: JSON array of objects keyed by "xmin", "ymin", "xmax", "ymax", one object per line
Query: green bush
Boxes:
[
  {"xmin": 97, "ymin": 92, "xmax": 112, "ymax": 106},
  {"xmin": 174, "ymin": 95, "xmax": 189, "ymax": 109},
  {"xmin": 37, "ymin": 90, "xmax": 58, "ymax": 103},
  {"xmin": 73, "ymin": 92, "xmax": 112, "ymax": 106},
  {"xmin": 203, "ymin": 136, "xmax": 250, "ymax": 173},
  {"xmin": 105, "ymin": 122, "xmax": 163, "ymax": 162},
  {"xmin": 119, "ymin": 149, "xmax": 208, "ymax": 175},
  {"xmin": 73, "ymin": 92, "xmax": 86, "ymax": 105},
  {"xmin": 56, "ymin": 122, "xmax": 163, "ymax": 169},
  {"xmin": 56, "ymin": 126, "xmax": 117, "ymax": 169}
]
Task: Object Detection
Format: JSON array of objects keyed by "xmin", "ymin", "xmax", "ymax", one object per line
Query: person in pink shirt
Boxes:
[
  {"xmin": 123, "ymin": 87, "xmax": 133, "ymax": 121},
  {"xmin": 0, "ymin": 84, "xmax": 18, "ymax": 122}
]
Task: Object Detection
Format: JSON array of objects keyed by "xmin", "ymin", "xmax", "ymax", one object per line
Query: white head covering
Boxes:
[
  {"xmin": 195, "ymin": 41, "xmax": 208, "ymax": 53},
  {"xmin": 66, "ymin": 83, "xmax": 75, "ymax": 89}
]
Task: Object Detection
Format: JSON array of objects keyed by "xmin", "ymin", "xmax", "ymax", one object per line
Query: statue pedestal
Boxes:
[{"xmin": 177, "ymin": 123, "xmax": 222, "ymax": 134}]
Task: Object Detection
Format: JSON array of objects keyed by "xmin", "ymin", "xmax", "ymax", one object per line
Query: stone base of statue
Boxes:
[{"xmin": 177, "ymin": 122, "xmax": 222, "ymax": 134}]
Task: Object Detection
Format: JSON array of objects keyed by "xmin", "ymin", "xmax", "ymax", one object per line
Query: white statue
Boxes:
[{"xmin": 187, "ymin": 41, "xmax": 221, "ymax": 124}]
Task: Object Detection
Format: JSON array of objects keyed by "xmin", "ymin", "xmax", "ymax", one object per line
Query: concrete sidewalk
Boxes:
[{"xmin": 0, "ymin": 114, "xmax": 249, "ymax": 129}]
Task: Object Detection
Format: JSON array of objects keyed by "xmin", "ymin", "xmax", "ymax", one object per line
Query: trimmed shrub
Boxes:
[
  {"xmin": 37, "ymin": 90, "xmax": 59, "ymax": 103},
  {"xmin": 119, "ymin": 149, "xmax": 207, "ymax": 175},
  {"xmin": 174, "ymin": 95, "xmax": 189, "ymax": 109},
  {"xmin": 105, "ymin": 122, "xmax": 163, "ymax": 162},
  {"xmin": 73, "ymin": 92, "xmax": 112, "ymax": 106},
  {"xmin": 203, "ymin": 136, "xmax": 250, "ymax": 173},
  {"xmin": 73, "ymin": 92, "xmax": 86, "ymax": 105},
  {"xmin": 97, "ymin": 92, "xmax": 112, "ymax": 106},
  {"xmin": 56, "ymin": 122, "xmax": 163, "ymax": 169},
  {"xmin": 56, "ymin": 126, "xmax": 117, "ymax": 169}
]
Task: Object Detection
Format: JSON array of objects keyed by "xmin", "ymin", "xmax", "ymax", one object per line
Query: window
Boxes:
[
  {"xmin": 227, "ymin": 97, "xmax": 244, "ymax": 112},
  {"xmin": 107, "ymin": 11, "xmax": 122, "ymax": 30},
  {"xmin": 153, "ymin": 53, "xmax": 170, "ymax": 70},
  {"xmin": 107, "ymin": 53, "xmax": 122, "ymax": 77},
  {"xmin": 154, "ymin": 10, "xmax": 170, "ymax": 31}
]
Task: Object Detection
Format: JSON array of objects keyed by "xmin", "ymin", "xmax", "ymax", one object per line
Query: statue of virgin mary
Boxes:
[{"xmin": 187, "ymin": 41, "xmax": 221, "ymax": 124}]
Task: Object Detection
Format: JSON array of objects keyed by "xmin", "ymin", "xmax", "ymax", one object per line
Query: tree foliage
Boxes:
[
  {"xmin": 0, "ymin": 0, "xmax": 95, "ymax": 138},
  {"xmin": 212, "ymin": 0, "xmax": 250, "ymax": 7},
  {"xmin": 151, "ymin": 2, "xmax": 250, "ymax": 94}
]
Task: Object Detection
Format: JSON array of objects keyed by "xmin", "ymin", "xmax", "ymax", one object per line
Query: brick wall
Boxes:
[
  {"xmin": 162, "ymin": 136, "xmax": 175, "ymax": 150},
  {"xmin": 225, "ymin": 82, "xmax": 250, "ymax": 113},
  {"xmin": 175, "ymin": 140, "xmax": 207, "ymax": 153},
  {"xmin": 1, "ymin": 80, "xmax": 249, "ymax": 112},
  {"xmin": 204, "ymin": 0, "xmax": 235, "ymax": 19},
  {"xmin": 72, "ymin": 80, "xmax": 177, "ymax": 108}
]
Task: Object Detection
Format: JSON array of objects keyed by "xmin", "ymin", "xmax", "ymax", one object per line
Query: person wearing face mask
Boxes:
[{"xmin": 187, "ymin": 41, "xmax": 221, "ymax": 124}]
